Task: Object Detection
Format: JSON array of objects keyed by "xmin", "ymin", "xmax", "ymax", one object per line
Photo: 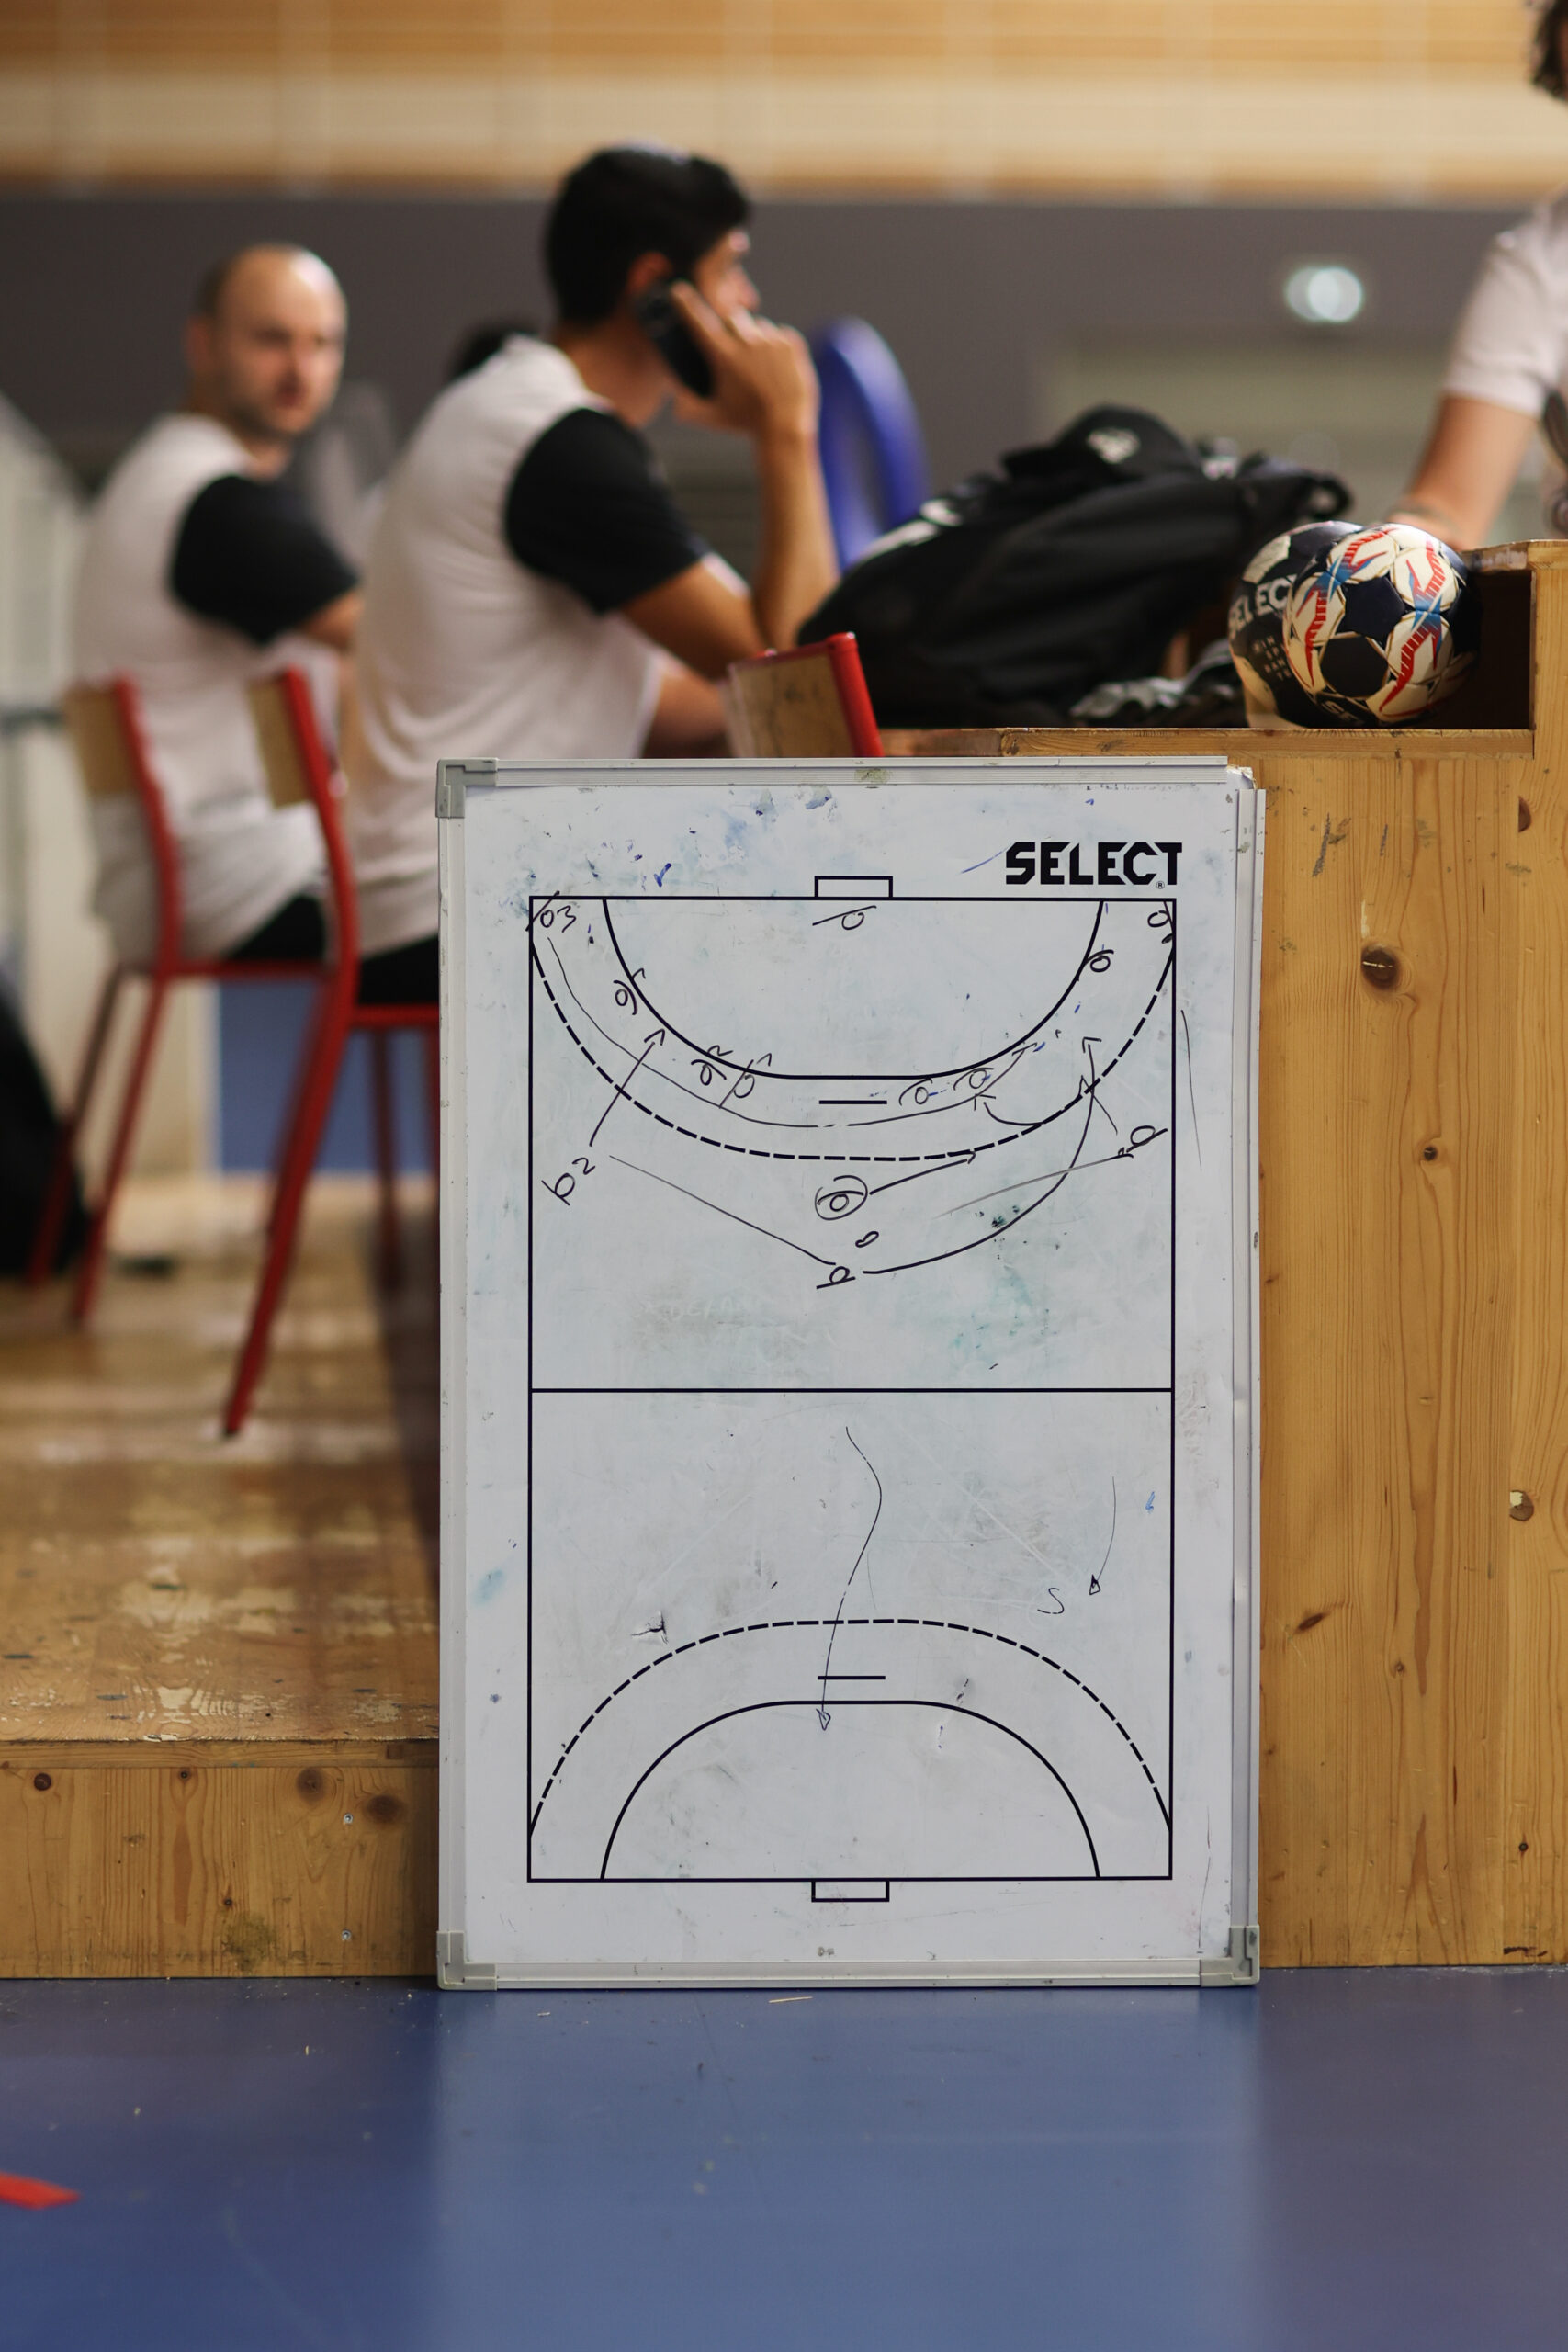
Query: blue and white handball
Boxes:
[
  {"xmin": 1228, "ymin": 521, "xmax": 1359, "ymax": 726},
  {"xmin": 1281, "ymin": 525, "xmax": 1479, "ymax": 723}
]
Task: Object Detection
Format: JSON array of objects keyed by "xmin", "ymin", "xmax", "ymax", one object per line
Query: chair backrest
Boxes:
[
  {"xmin": 809, "ymin": 318, "xmax": 930, "ymax": 569},
  {"xmin": 247, "ymin": 670, "xmax": 359, "ymax": 969},
  {"xmin": 724, "ymin": 632, "xmax": 883, "ymax": 759},
  {"xmin": 62, "ymin": 679, "xmax": 184, "ymax": 971}
]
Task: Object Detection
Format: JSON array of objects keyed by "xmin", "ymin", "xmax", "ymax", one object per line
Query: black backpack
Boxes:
[
  {"xmin": 0, "ymin": 980, "xmax": 86, "ymax": 1276},
  {"xmin": 801, "ymin": 404, "xmax": 1348, "ymax": 729}
]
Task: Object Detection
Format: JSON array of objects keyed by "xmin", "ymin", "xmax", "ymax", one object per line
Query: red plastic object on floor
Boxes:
[{"xmin": 0, "ymin": 2172, "xmax": 79, "ymax": 2210}]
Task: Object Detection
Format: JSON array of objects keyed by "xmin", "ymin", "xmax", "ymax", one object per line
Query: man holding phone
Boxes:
[{"xmin": 348, "ymin": 145, "xmax": 838, "ymax": 998}]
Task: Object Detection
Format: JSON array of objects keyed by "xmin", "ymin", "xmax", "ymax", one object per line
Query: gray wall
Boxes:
[{"xmin": 0, "ymin": 193, "xmax": 1517, "ymax": 492}]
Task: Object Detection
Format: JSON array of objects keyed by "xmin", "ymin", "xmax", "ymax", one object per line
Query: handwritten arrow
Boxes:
[{"xmin": 588, "ymin": 1027, "xmax": 667, "ymax": 1149}]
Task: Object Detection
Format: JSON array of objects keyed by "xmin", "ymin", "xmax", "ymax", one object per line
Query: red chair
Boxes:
[
  {"xmin": 26, "ymin": 679, "xmax": 327, "ymax": 1318},
  {"xmin": 724, "ymin": 631, "xmax": 883, "ymax": 758},
  {"xmin": 223, "ymin": 668, "xmax": 437, "ymax": 1436}
]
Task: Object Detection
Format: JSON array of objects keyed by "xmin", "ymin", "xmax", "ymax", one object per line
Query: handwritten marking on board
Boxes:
[
  {"xmin": 1090, "ymin": 1480, "xmax": 1116, "ymax": 1597},
  {"xmin": 817, "ymin": 1431, "xmax": 884, "ymax": 1726},
  {"xmin": 607, "ymin": 1152, "xmax": 852, "ymax": 1283},
  {"xmin": 588, "ymin": 1028, "xmax": 667, "ymax": 1149},
  {"xmin": 1180, "ymin": 1009, "xmax": 1202, "ymax": 1168}
]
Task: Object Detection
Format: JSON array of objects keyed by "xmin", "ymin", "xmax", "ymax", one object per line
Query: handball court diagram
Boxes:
[{"xmin": 521, "ymin": 879, "xmax": 1179, "ymax": 1892}]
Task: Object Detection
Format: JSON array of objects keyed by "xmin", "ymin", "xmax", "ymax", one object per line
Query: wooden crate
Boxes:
[
  {"xmin": 0, "ymin": 1177, "xmax": 438, "ymax": 1976},
  {"xmin": 885, "ymin": 539, "xmax": 1568, "ymax": 1966}
]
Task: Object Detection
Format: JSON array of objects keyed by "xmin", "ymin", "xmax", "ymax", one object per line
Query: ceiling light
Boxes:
[{"xmin": 1282, "ymin": 263, "xmax": 1366, "ymax": 327}]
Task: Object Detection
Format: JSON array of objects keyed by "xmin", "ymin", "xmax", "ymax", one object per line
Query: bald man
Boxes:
[{"xmin": 73, "ymin": 245, "xmax": 361, "ymax": 969}]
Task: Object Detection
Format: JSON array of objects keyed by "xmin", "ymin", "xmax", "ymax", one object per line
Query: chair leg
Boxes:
[
  {"xmin": 370, "ymin": 1030, "xmax": 401, "ymax": 1291},
  {"xmin": 70, "ymin": 973, "xmax": 169, "ymax": 1325},
  {"xmin": 265, "ymin": 981, "xmax": 326, "ymax": 1238},
  {"xmin": 25, "ymin": 965, "xmax": 123, "ymax": 1287},
  {"xmin": 223, "ymin": 992, "xmax": 352, "ymax": 1437}
]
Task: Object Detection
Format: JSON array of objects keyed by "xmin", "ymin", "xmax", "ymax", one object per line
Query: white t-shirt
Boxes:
[
  {"xmin": 351, "ymin": 341, "xmax": 682, "ymax": 958},
  {"xmin": 1444, "ymin": 189, "xmax": 1568, "ymax": 427},
  {"xmin": 73, "ymin": 414, "xmax": 335, "ymax": 965}
]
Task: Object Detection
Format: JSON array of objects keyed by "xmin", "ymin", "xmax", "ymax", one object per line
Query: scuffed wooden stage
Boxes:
[{"xmin": 0, "ymin": 1176, "xmax": 438, "ymax": 1976}]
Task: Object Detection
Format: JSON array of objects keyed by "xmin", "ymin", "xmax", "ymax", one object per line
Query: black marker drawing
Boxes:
[
  {"xmin": 607, "ymin": 1153, "xmax": 849, "ymax": 1281},
  {"xmin": 817, "ymin": 1430, "xmax": 883, "ymax": 1725},
  {"xmin": 588, "ymin": 1026, "xmax": 666, "ymax": 1149},
  {"xmin": 1181, "ymin": 1007, "xmax": 1202, "ymax": 1168},
  {"xmin": 1090, "ymin": 1479, "xmax": 1116, "ymax": 1597},
  {"xmin": 525, "ymin": 890, "xmax": 1179, "ymax": 1892},
  {"xmin": 532, "ymin": 895, "xmax": 1172, "ymax": 1288}
]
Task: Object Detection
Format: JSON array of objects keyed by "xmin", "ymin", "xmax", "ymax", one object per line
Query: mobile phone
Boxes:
[{"xmin": 632, "ymin": 277, "xmax": 714, "ymax": 401}]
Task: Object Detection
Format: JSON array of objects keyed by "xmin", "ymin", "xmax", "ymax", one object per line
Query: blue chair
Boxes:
[{"xmin": 809, "ymin": 318, "xmax": 930, "ymax": 569}]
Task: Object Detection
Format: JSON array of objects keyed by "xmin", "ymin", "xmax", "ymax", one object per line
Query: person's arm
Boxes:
[
  {"xmin": 619, "ymin": 559, "xmax": 766, "ymax": 677},
  {"xmin": 506, "ymin": 320, "xmax": 837, "ymax": 689},
  {"xmin": 297, "ymin": 588, "xmax": 361, "ymax": 651},
  {"xmin": 641, "ymin": 657, "xmax": 728, "ymax": 755},
  {"xmin": 667, "ymin": 282, "xmax": 838, "ymax": 650},
  {"xmin": 1388, "ymin": 393, "xmax": 1538, "ymax": 548},
  {"xmin": 506, "ymin": 397, "xmax": 831, "ymax": 684}
]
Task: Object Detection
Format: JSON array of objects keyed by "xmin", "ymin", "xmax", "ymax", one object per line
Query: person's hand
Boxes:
[{"xmin": 669, "ymin": 282, "xmax": 819, "ymax": 444}]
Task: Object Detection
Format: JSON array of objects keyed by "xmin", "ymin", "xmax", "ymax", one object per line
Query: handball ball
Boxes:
[
  {"xmin": 1282, "ymin": 525, "xmax": 1479, "ymax": 723},
  {"xmin": 1228, "ymin": 522, "xmax": 1360, "ymax": 726}
]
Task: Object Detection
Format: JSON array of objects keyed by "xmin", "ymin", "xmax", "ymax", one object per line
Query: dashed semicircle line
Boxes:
[
  {"xmin": 528, "ymin": 1614, "xmax": 1168, "ymax": 1835},
  {"xmin": 534, "ymin": 950, "xmax": 1172, "ymax": 1167}
]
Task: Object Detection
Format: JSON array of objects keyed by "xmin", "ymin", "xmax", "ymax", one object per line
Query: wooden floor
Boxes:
[{"xmin": 0, "ymin": 1176, "xmax": 438, "ymax": 1976}]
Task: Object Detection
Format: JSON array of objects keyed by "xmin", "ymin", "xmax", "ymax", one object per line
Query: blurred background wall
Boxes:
[
  {"xmin": 2, "ymin": 0, "xmax": 1563, "ymax": 1174},
  {"xmin": 1, "ymin": 1, "xmax": 1559, "ymax": 198},
  {"xmin": 0, "ymin": 191, "xmax": 1544, "ymax": 528}
]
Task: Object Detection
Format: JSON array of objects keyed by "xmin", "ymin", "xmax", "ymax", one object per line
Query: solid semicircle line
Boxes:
[
  {"xmin": 595, "ymin": 1696, "xmax": 1100, "ymax": 1881},
  {"xmin": 598, "ymin": 899, "xmax": 1106, "ymax": 1085}
]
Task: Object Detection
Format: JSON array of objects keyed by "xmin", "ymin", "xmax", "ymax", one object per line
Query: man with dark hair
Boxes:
[
  {"xmin": 349, "ymin": 144, "xmax": 837, "ymax": 999},
  {"xmin": 544, "ymin": 147, "xmax": 750, "ymax": 327},
  {"xmin": 74, "ymin": 244, "xmax": 360, "ymax": 969}
]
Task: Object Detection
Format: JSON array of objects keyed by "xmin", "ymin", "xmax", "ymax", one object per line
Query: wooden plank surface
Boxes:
[
  {"xmin": 1253, "ymin": 744, "xmax": 1518, "ymax": 1962},
  {"xmin": 0, "ymin": 1174, "xmax": 438, "ymax": 1975},
  {"xmin": 0, "ymin": 1175, "xmax": 436, "ymax": 1749},
  {"xmin": 1505, "ymin": 558, "xmax": 1568, "ymax": 1963},
  {"xmin": 0, "ymin": 1753, "xmax": 436, "ymax": 1977}
]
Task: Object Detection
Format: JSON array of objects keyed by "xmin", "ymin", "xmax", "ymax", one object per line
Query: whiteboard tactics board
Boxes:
[{"xmin": 438, "ymin": 759, "xmax": 1260, "ymax": 1988}]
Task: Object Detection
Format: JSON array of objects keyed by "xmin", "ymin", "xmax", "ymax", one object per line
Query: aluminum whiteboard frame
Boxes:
[{"xmin": 437, "ymin": 757, "xmax": 1261, "ymax": 1990}]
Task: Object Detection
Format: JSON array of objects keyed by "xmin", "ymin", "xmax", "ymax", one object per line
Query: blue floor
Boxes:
[{"xmin": 3, "ymin": 1970, "xmax": 1565, "ymax": 2351}]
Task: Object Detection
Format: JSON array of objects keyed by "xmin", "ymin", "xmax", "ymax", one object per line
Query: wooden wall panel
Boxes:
[
  {"xmin": 1505, "ymin": 560, "xmax": 1568, "ymax": 1964},
  {"xmin": 0, "ymin": 1750, "xmax": 436, "ymax": 1976},
  {"xmin": 1256, "ymin": 747, "xmax": 1517, "ymax": 1962},
  {"xmin": 0, "ymin": 0, "xmax": 1554, "ymax": 193},
  {"xmin": 887, "ymin": 549, "xmax": 1568, "ymax": 1965},
  {"xmin": 1, "ymin": 0, "xmax": 1534, "ymax": 73}
]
